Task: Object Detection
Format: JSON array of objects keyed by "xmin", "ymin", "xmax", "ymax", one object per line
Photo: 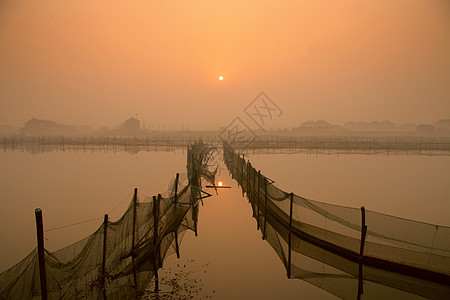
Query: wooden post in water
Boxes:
[
  {"xmin": 156, "ymin": 194, "xmax": 162, "ymax": 265},
  {"xmin": 152, "ymin": 195, "xmax": 159, "ymax": 293},
  {"xmin": 101, "ymin": 214, "xmax": 108, "ymax": 300},
  {"xmin": 246, "ymin": 161, "xmax": 250, "ymax": 201},
  {"xmin": 257, "ymin": 170, "xmax": 261, "ymax": 230},
  {"xmin": 263, "ymin": 178, "xmax": 268, "ymax": 240},
  {"xmin": 287, "ymin": 193, "xmax": 294, "ymax": 278},
  {"xmin": 192, "ymin": 168, "xmax": 199, "ymax": 237},
  {"xmin": 174, "ymin": 173, "xmax": 180, "ymax": 258},
  {"xmin": 131, "ymin": 188, "xmax": 138, "ymax": 288},
  {"xmin": 35, "ymin": 208, "xmax": 48, "ymax": 300},
  {"xmin": 249, "ymin": 164, "xmax": 254, "ymax": 212},
  {"xmin": 252, "ymin": 167, "xmax": 257, "ymax": 215},
  {"xmin": 241, "ymin": 154, "xmax": 245, "ymax": 194},
  {"xmin": 357, "ymin": 206, "xmax": 367, "ymax": 300}
]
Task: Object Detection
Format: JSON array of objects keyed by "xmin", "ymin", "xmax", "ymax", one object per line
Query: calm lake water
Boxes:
[{"xmin": 0, "ymin": 148, "xmax": 449, "ymax": 299}]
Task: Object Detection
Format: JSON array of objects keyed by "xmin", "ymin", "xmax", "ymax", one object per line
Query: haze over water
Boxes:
[
  {"xmin": 1, "ymin": 0, "xmax": 450, "ymax": 299},
  {"xmin": 1, "ymin": 0, "xmax": 449, "ymax": 129},
  {"xmin": 0, "ymin": 149, "xmax": 449, "ymax": 299}
]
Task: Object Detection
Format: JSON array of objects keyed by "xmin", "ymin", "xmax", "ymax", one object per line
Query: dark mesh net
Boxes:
[
  {"xmin": 223, "ymin": 142, "xmax": 450, "ymax": 299},
  {"xmin": 0, "ymin": 141, "xmax": 216, "ymax": 300}
]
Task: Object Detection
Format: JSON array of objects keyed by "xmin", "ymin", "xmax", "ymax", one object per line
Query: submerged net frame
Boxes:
[
  {"xmin": 223, "ymin": 142, "xmax": 450, "ymax": 300},
  {"xmin": 0, "ymin": 141, "xmax": 216, "ymax": 300}
]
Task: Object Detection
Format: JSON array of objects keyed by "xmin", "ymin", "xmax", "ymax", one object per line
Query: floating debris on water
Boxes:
[{"xmin": 144, "ymin": 258, "xmax": 214, "ymax": 299}]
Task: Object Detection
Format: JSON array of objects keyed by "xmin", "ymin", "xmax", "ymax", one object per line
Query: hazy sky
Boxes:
[{"xmin": 1, "ymin": 0, "xmax": 449, "ymax": 129}]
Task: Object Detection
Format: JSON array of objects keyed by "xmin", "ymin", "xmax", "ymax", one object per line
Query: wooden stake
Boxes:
[
  {"xmin": 247, "ymin": 161, "xmax": 250, "ymax": 201},
  {"xmin": 257, "ymin": 170, "xmax": 261, "ymax": 230},
  {"xmin": 288, "ymin": 193, "xmax": 294, "ymax": 278},
  {"xmin": 252, "ymin": 167, "xmax": 256, "ymax": 215},
  {"xmin": 249, "ymin": 165, "xmax": 254, "ymax": 209},
  {"xmin": 358, "ymin": 206, "xmax": 367, "ymax": 300},
  {"xmin": 191, "ymin": 168, "xmax": 199, "ymax": 237},
  {"xmin": 131, "ymin": 188, "xmax": 138, "ymax": 288},
  {"xmin": 240, "ymin": 155, "xmax": 244, "ymax": 196},
  {"xmin": 35, "ymin": 208, "xmax": 48, "ymax": 300},
  {"xmin": 241, "ymin": 154, "xmax": 245, "ymax": 192},
  {"xmin": 174, "ymin": 173, "xmax": 180, "ymax": 258},
  {"xmin": 152, "ymin": 196, "xmax": 159, "ymax": 293},
  {"xmin": 102, "ymin": 214, "xmax": 108, "ymax": 300},
  {"xmin": 263, "ymin": 178, "xmax": 268, "ymax": 240}
]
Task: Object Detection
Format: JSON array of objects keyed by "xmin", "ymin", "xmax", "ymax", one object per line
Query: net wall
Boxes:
[
  {"xmin": 223, "ymin": 143, "xmax": 450, "ymax": 299},
  {"xmin": 0, "ymin": 141, "xmax": 216, "ymax": 300}
]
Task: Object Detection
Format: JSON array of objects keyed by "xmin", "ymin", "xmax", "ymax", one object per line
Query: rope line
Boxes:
[
  {"xmin": 44, "ymin": 192, "xmax": 133, "ymax": 232},
  {"xmin": 44, "ymin": 217, "xmax": 103, "ymax": 233},
  {"xmin": 108, "ymin": 192, "xmax": 133, "ymax": 214}
]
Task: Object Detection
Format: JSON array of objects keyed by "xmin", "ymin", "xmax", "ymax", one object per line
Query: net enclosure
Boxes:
[
  {"xmin": 223, "ymin": 142, "xmax": 450, "ymax": 300},
  {"xmin": 0, "ymin": 141, "xmax": 216, "ymax": 300}
]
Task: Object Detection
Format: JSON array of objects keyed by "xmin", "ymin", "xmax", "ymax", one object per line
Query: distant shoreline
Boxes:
[{"xmin": 2, "ymin": 134, "xmax": 449, "ymax": 156}]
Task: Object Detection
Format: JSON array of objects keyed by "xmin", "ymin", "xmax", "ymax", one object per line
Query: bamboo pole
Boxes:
[
  {"xmin": 257, "ymin": 170, "xmax": 261, "ymax": 230},
  {"xmin": 174, "ymin": 173, "xmax": 180, "ymax": 258},
  {"xmin": 263, "ymin": 178, "xmax": 268, "ymax": 240},
  {"xmin": 246, "ymin": 161, "xmax": 250, "ymax": 201},
  {"xmin": 241, "ymin": 154, "xmax": 245, "ymax": 196},
  {"xmin": 131, "ymin": 188, "xmax": 138, "ymax": 287},
  {"xmin": 252, "ymin": 167, "xmax": 256, "ymax": 216},
  {"xmin": 156, "ymin": 194, "xmax": 162, "ymax": 265},
  {"xmin": 192, "ymin": 167, "xmax": 199, "ymax": 237},
  {"xmin": 249, "ymin": 164, "xmax": 254, "ymax": 211},
  {"xmin": 35, "ymin": 208, "xmax": 48, "ymax": 300},
  {"xmin": 152, "ymin": 195, "xmax": 159, "ymax": 293},
  {"xmin": 358, "ymin": 206, "xmax": 367, "ymax": 300},
  {"xmin": 101, "ymin": 214, "xmax": 108, "ymax": 300},
  {"xmin": 287, "ymin": 193, "xmax": 294, "ymax": 278}
]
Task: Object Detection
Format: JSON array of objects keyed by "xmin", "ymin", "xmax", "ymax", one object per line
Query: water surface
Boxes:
[{"xmin": 0, "ymin": 149, "xmax": 448, "ymax": 299}]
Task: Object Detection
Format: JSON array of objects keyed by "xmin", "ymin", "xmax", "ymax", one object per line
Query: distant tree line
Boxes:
[
  {"xmin": 294, "ymin": 119, "xmax": 450, "ymax": 134},
  {"xmin": 0, "ymin": 117, "xmax": 449, "ymax": 136}
]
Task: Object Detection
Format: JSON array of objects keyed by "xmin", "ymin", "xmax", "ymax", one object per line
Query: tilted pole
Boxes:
[{"xmin": 35, "ymin": 208, "xmax": 48, "ymax": 300}]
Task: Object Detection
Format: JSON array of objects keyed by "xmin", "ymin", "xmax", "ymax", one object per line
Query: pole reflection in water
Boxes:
[{"xmin": 0, "ymin": 144, "xmax": 449, "ymax": 299}]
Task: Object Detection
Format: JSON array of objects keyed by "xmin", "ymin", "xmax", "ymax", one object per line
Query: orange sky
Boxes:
[{"xmin": 0, "ymin": 0, "xmax": 449, "ymax": 129}]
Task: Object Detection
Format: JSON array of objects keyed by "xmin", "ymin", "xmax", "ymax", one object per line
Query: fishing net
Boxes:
[
  {"xmin": 0, "ymin": 141, "xmax": 216, "ymax": 300},
  {"xmin": 223, "ymin": 142, "xmax": 450, "ymax": 299}
]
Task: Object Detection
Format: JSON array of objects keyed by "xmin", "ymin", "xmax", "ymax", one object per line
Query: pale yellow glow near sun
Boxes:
[
  {"xmin": 218, "ymin": 181, "xmax": 223, "ymax": 187},
  {"xmin": 219, "ymin": 75, "xmax": 224, "ymax": 81}
]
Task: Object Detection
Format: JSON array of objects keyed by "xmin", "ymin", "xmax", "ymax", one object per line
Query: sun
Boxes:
[
  {"xmin": 217, "ymin": 181, "xmax": 223, "ymax": 187},
  {"xmin": 218, "ymin": 75, "xmax": 224, "ymax": 81}
]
